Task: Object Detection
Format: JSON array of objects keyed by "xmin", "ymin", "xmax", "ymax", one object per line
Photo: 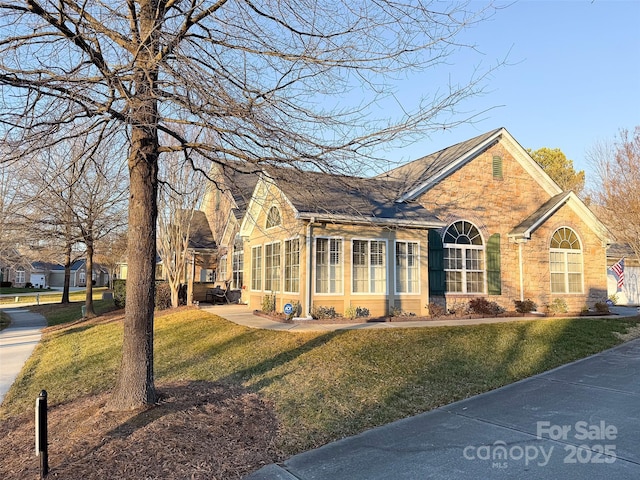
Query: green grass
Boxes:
[
  {"xmin": 28, "ymin": 299, "xmax": 118, "ymax": 326},
  {"xmin": 1, "ymin": 308, "xmax": 638, "ymax": 454},
  {"xmin": 0, "ymin": 287, "xmax": 49, "ymax": 294},
  {"xmin": 0, "ymin": 287, "xmax": 107, "ymax": 305}
]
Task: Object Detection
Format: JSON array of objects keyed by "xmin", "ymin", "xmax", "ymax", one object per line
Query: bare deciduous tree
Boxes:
[
  {"xmin": 588, "ymin": 127, "xmax": 640, "ymax": 261},
  {"xmin": 157, "ymin": 152, "xmax": 207, "ymax": 308},
  {"xmin": 0, "ymin": 0, "xmax": 500, "ymax": 410}
]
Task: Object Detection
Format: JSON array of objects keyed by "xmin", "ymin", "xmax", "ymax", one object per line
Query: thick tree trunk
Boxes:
[
  {"xmin": 106, "ymin": 0, "xmax": 162, "ymax": 412},
  {"xmin": 108, "ymin": 123, "xmax": 159, "ymax": 410}
]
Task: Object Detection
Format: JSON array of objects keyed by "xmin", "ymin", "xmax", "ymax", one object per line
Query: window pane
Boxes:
[
  {"xmin": 446, "ymin": 271, "xmax": 462, "ymax": 292},
  {"xmin": 316, "ymin": 238, "xmax": 342, "ymax": 293},
  {"xmin": 251, "ymin": 247, "xmax": 262, "ymax": 290},
  {"xmin": 284, "ymin": 238, "xmax": 300, "ymax": 293},
  {"xmin": 396, "ymin": 241, "xmax": 419, "ymax": 294},
  {"xmin": 551, "ymin": 272, "xmax": 566, "ymax": 293},
  {"xmin": 466, "ymin": 271, "xmax": 484, "ymax": 293}
]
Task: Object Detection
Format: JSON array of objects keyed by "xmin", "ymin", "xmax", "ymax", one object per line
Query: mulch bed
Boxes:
[
  {"xmin": 0, "ymin": 382, "xmax": 283, "ymax": 480},
  {"xmin": 253, "ymin": 310, "xmax": 543, "ymax": 325}
]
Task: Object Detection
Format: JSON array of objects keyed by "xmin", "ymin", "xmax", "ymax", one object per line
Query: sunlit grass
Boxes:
[
  {"xmin": 1, "ymin": 308, "xmax": 637, "ymax": 455},
  {"xmin": 0, "ymin": 287, "xmax": 107, "ymax": 305}
]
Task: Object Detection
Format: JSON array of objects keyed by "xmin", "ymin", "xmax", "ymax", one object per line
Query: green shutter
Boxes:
[
  {"xmin": 428, "ymin": 230, "xmax": 445, "ymax": 296},
  {"xmin": 492, "ymin": 155, "xmax": 503, "ymax": 179},
  {"xmin": 487, "ymin": 233, "xmax": 501, "ymax": 295}
]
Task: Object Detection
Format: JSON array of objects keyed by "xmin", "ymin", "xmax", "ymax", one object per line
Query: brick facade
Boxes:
[{"xmin": 416, "ymin": 138, "xmax": 607, "ymax": 313}]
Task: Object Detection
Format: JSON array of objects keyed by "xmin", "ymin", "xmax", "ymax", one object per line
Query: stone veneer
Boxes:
[{"xmin": 417, "ymin": 139, "xmax": 607, "ymax": 313}]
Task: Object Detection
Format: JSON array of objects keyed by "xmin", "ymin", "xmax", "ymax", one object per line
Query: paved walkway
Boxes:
[
  {"xmin": 200, "ymin": 304, "xmax": 638, "ymax": 332},
  {"xmin": 0, "ymin": 309, "xmax": 47, "ymax": 404},
  {"xmin": 246, "ymin": 337, "xmax": 640, "ymax": 479}
]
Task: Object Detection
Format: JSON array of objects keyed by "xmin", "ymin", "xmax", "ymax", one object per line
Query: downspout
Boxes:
[
  {"xmin": 518, "ymin": 241, "xmax": 525, "ymax": 302},
  {"xmin": 304, "ymin": 219, "xmax": 314, "ymax": 318}
]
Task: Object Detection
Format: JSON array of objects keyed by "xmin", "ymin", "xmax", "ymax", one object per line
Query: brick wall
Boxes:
[{"xmin": 418, "ymin": 139, "xmax": 607, "ymax": 313}]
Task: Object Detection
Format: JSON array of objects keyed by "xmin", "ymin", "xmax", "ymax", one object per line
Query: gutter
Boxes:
[{"xmin": 295, "ymin": 212, "xmax": 445, "ymax": 229}]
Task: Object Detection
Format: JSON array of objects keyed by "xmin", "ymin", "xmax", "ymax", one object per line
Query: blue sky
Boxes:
[{"xmin": 376, "ymin": 0, "xmax": 640, "ymax": 181}]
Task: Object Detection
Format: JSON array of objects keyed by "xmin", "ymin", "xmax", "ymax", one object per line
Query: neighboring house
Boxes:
[
  {"xmin": 606, "ymin": 243, "xmax": 640, "ymax": 305},
  {"xmin": 30, "ymin": 261, "xmax": 59, "ymax": 288},
  {"xmin": 49, "ymin": 259, "xmax": 109, "ymax": 288},
  {"xmin": 204, "ymin": 127, "xmax": 609, "ymax": 317},
  {"xmin": 0, "ymin": 248, "xmax": 32, "ymax": 287},
  {"xmin": 0, "ymin": 263, "xmax": 31, "ymax": 287},
  {"xmin": 115, "ymin": 255, "xmax": 164, "ymax": 282}
]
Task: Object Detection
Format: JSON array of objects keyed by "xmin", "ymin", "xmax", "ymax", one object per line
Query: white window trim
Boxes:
[
  {"xmin": 351, "ymin": 238, "xmax": 388, "ymax": 295},
  {"xmin": 443, "ymin": 221, "xmax": 486, "ymax": 295},
  {"xmin": 265, "ymin": 205, "xmax": 282, "ymax": 230},
  {"xmin": 549, "ymin": 227, "xmax": 584, "ymax": 294},
  {"xmin": 394, "ymin": 240, "xmax": 421, "ymax": 295},
  {"xmin": 250, "ymin": 245, "xmax": 263, "ymax": 292},
  {"xmin": 264, "ymin": 240, "xmax": 282, "ymax": 293},
  {"xmin": 314, "ymin": 236, "xmax": 344, "ymax": 295},
  {"xmin": 232, "ymin": 249, "xmax": 244, "ymax": 290},
  {"xmin": 283, "ymin": 236, "xmax": 301, "ymax": 294}
]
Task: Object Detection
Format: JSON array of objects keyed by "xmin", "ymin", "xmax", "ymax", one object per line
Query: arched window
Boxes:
[
  {"xmin": 266, "ymin": 206, "xmax": 281, "ymax": 229},
  {"xmin": 550, "ymin": 227, "xmax": 583, "ymax": 293},
  {"xmin": 443, "ymin": 221, "xmax": 484, "ymax": 293},
  {"xmin": 15, "ymin": 267, "xmax": 25, "ymax": 284}
]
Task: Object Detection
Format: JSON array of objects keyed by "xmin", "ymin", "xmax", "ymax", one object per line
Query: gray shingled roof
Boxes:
[
  {"xmin": 264, "ymin": 167, "xmax": 442, "ymax": 227},
  {"xmin": 188, "ymin": 210, "xmax": 217, "ymax": 250},
  {"xmin": 509, "ymin": 192, "xmax": 571, "ymax": 238},
  {"xmin": 377, "ymin": 128, "xmax": 503, "ymax": 198},
  {"xmin": 215, "ymin": 162, "xmax": 261, "ymax": 220}
]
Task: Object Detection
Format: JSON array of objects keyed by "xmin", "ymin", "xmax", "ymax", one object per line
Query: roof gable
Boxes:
[
  {"xmin": 241, "ymin": 167, "xmax": 444, "ymax": 231},
  {"xmin": 381, "ymin": 128, "xmax": 563, "ymax": 202},
  {"xmin": 509, "ymin": 191, "xmax": 610, "ymax": 243},
  {"xmin": 188, "ymin": 210, "xmax": 217, "ymax": 250}
]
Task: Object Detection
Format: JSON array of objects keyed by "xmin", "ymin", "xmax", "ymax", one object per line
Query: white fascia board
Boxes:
[
  {"xmin": 500, "ymin": 129, "xmax": 563, "ymax": 197},
  {"xmin": 507, "ymin": 193, "xmax": 572, "ymax": 240},
  {"xmin": 398, "ymin": 129, "xmax": 504, "ymax": 202},
  {"xmin": 296, "ymin": 212, "xmax": 445, "ymax": 229}
]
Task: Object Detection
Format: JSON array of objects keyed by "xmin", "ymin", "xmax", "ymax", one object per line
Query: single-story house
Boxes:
[
  {"xmin": 204, "ymin": 127, "xmax": 610, "ymax": 317},
  {"xmin": 48, "ymin": 259, "xmax": 109, "ymax": 288}
]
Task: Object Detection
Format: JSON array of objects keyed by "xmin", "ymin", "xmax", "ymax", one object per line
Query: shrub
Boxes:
[
  {"xmin": 595, "ymin": 302, "xmax": 610, "ymax": 313},
  {"xmin": 546, "ymin": 298, "xmax": 568, "ymax": 315},
  {"xmin": 261, "ymin": 293, "xmax": 276, "ymax": 313},
  {"xmin": 155, "ymin": 282, "xmax": 172, "ymax": 310},
  {"xmin": 0, "ymin": 281, "xmax": 12, "ymax": 288},
  {"xmin": 25, "ymin": 282, "xmax": 33, "ymax": 288},
  {"xmin": 113, "ymin": 279, "xmax": 126, "ymax": 308},
  {"xmin": 345, "ymin": 306, "xmax": 370, "ymax": 319},
  {"xmin": 311, "ymin": 305, "xmax": 337, "ymax": 320},
  {"xmin": 469, "ymin": 298, "xmax": 505, "ymax": 316},
  {"xmin": 448, "ymin": 301, "xmax": 470, "ymax": 316},
  {"xmin": 514, "ymin": 299, "xmax": 537, "ymax": 314},
  {"xmin": 285, "ymin": 300, "xmax": 301, "ymax": 320},
  {"xmin": 428, "ymin": 303, "xmax": 446, "ymax": 317}
]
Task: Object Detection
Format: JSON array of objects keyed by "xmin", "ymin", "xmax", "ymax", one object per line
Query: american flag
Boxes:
[{"xmin": 611, "ymin": 258, "xmax": 625, "ymax": 289}]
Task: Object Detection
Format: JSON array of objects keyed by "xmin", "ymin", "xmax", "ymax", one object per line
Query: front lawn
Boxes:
[
  {"xmin": 0, "ymin": 287, "xmax": 107, "ymax": 305},
  {"xmin": 1, "ymin": 307, "xmax": 638, "ymax": 458},
  {"xmin": 0, "ymin": 286, "xmax": 49, "ymax": 294}
]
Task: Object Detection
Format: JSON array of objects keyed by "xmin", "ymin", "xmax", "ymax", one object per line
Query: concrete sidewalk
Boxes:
[
  {"xmin": 201, "ymin": 303, "xmax": 639, "ymax": 332},
  {"xmin": 0, "ymin": 309, "xmax": 47, "ymax": 404},
  {"xmin": 245, "ymin": 337, "xmax": 640, "ymax": 479}
]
